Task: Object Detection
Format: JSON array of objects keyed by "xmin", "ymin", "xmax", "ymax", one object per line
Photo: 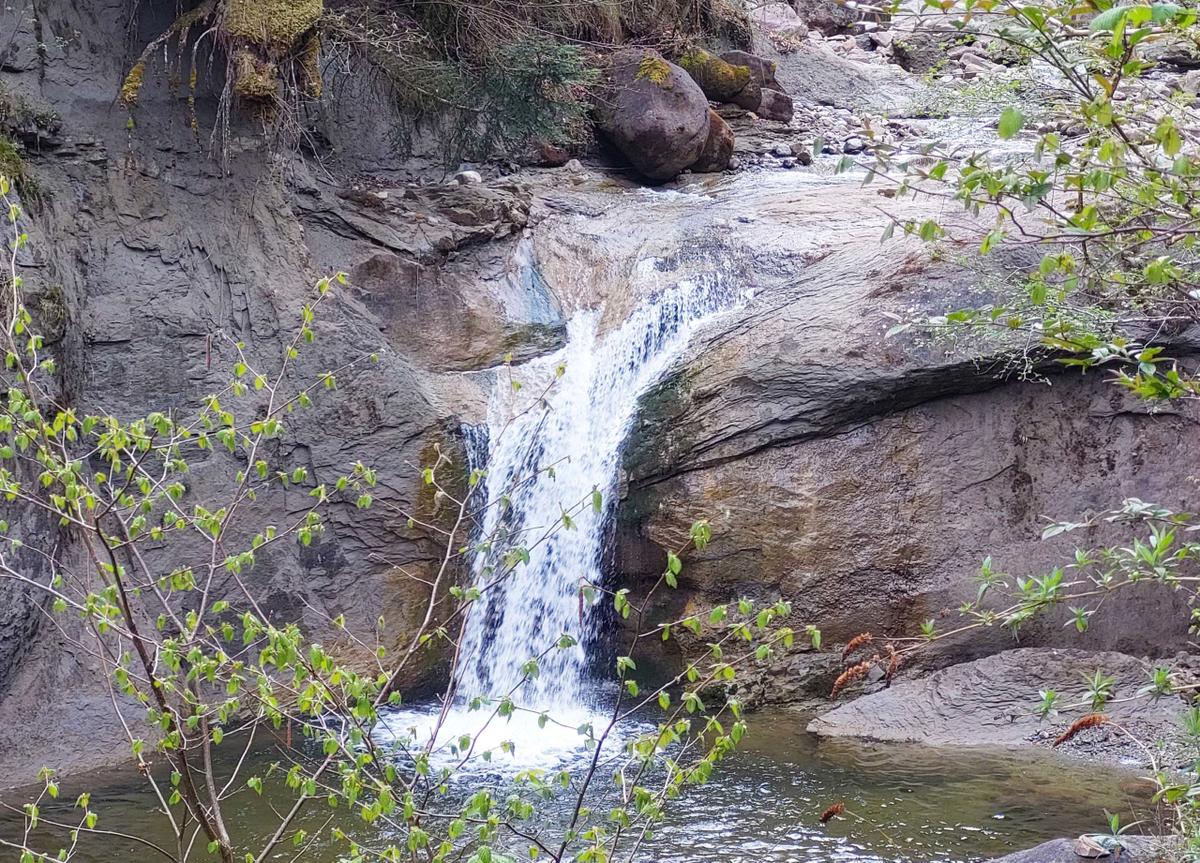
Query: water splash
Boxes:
[{"xmin": 455, "ymin": 267, "xmax": 744, "ymax": 711}]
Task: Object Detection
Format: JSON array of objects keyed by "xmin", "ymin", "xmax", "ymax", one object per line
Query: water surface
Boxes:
[{"xmin": 0, "ymin": 707, "xmax": 1153, "ymax": 863}]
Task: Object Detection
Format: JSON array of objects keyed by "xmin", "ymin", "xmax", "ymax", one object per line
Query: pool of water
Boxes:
[{"xmin": 0, "ymin": 706, "xmax": 1155, "ymax": 863}]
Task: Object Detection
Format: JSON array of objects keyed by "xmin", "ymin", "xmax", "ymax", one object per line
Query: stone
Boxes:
[
  {"xmin": 893, "ymin": 29, "xmax": 971, "ymax": 74},
  {"xmin": 807, "ymin": 649, "xmax": 1186, "ymax": 765},
  {"xmin": 565, "ymin": 158, "xmax": 584, "ymax": 172},
  {"xmin": 772, "ymin": 143, "xmax": 793, "ymax": 157},
  {"xmin": 596, "ymin": 49, "xmax": 712, "ymax": 181},
  {"xmin": 792, "ymin": 0, "xmax": 865, "ymax": 35},
  {"xmin": 842, "ymin": 135, "xmax": 865, "ymax": 154},
  {"xmin": 756, "ymin": 88, "xmax": 795, "ymax": 123},
  {"xmin": 959, "ymin": 51, "xmax": 1004, "ymax": 74},
  {"xmin": 749, "ymin": 2, "xmax": 809, "ymax": 42},
  {"xmin": 454, "ymin": 170, "xmax": 483, "ymax": 185},
  {"xmin": 720, "ymin": 50, "xmax": 784, "ymax": 94},
  {"xmin": 676, "ymin": 47, "xmax": 754, "ymax": 103},
  {"xmin": 983, "ymin": 837, "xmax": 1177, "ymax": 863},
  {"xmin": 690, "ymin": 109, "xmax": 735, "ymax": 173}
]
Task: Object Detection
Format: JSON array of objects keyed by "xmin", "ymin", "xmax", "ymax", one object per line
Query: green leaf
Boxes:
[{"xmin": 997, "ymin": 106, "xmax": 1025, "ymax": 139}]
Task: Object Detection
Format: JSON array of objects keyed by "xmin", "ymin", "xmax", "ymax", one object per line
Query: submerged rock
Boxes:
[{"xmin": 597, "ymin": 49, "xmax": 712, "ymax": 181}]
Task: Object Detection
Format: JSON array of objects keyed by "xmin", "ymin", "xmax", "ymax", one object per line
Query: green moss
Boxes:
[
  {"xmin": 677, "ymin": 46, "xmax": 749, "ymax": 101},
  {"xmin": 635, "ymin": 54, "xmax": 672, "ymax": 87},
  {"xmin": 224, "ymin": 0, "xmax": 323, "ymax": 53}
]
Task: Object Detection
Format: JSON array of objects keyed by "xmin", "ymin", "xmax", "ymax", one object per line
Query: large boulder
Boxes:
[
  {"xmin": 718, "ymin": 49, "xmax": 793, "ymax": 118},
  {"xmin": 677, "ymin": 47, "xmax": 753, "ymax": 102},
  {"xmin": 691, "ymin": 109, "xmax": 735, "ymax": 172},
  {"xmin": 892, "ymin": 27, "xmax": 974, "ymax": 74},
  {"xmin": 720, "ymin": 49, "xmax": 783, "ymax": 93},
  {"xmin": 597, "ymin": 49, "xmax": 713, "ymax": 181}
]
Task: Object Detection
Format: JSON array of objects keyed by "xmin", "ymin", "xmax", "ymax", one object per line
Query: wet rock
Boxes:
[
  {"xmin": 842, "ymin": 135, "xmax": 865, "ymax": 154},
  {"xmin": 691, "ymin": 109, "xmax": 735, "ymax": 173},
  {"xmin": 757, "ymin": 88, "xmax": 795, "ymax": 123},
  {"xmin": 807, "ymin": 649, "xmax": 1187, "ymax": 766},
  {"xmin": 596, "ymin": 49, "xmax": 712, "ymax": 181},
  {"xmin": 454, "ymin": 170, "xmax": 483, "ymax": 185}
]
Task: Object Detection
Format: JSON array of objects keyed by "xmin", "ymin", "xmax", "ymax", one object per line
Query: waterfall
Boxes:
[{"xmin": 454, "ymin": 267, "xmax": 743, "ymax": 712}]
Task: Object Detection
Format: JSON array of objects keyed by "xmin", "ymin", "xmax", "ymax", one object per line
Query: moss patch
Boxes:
[
  {"xmin": 232, "ymin": 50, "xmax": 279, "ymax": 101},
  {"xmin": 635, "ymin": 54, "xmax": 672, "ymax": 87},
  {"xmin": 224, "ymin": 0, "xmax": 323, "ymax": 53}
]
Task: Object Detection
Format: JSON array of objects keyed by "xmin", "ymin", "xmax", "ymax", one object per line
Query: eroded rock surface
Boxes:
[{"xmin": 807, "ymin": 649, "xmax": 1188, "ymax": 766}]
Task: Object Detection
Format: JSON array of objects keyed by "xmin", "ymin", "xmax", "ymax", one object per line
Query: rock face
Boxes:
[
  {"xmin": 597, "ymin": 49, "xmax": 713, "ymax": 181},
  {"xmin": 807, "ymin": 649, "xmax": 1187, "ymax": 764},
  {"xmin": 0, "ymin": 0, "xmax": 558, "ymax": 785},
  {"xmin": 616, "ymin": 172, "xmax": 1199, "ymax": 690}
]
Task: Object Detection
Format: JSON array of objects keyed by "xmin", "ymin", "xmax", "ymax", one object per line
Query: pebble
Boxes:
[
  {"xmin": 843, "ymin": 136, "xmax": 866, "ymax": 154},
  {"xmin": 454, "ymin": 170, "xmax": 483, "ymax": 185}
]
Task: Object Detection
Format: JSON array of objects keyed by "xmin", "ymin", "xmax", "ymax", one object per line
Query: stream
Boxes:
[{"xmin": 0, "ymin": 709, "xmax": 1152, "ymax": 863}]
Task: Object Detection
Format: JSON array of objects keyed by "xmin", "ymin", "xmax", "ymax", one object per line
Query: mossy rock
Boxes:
[
  {"xmin": 676, "ymin": 47, "xmax": 751, "ymax": 102},
  {"xmin": 223, "ymin": 0, "xmax": 322, "ymax": 53}
]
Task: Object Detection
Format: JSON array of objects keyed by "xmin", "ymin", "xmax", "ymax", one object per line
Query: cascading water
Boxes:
[
  {"xmin": 377, "ymin": 256, "xmax": 745, "ymax": 763},
  {"xmin": 455, "ymin": 269, "xmax": 742, "ymax": 711}
]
